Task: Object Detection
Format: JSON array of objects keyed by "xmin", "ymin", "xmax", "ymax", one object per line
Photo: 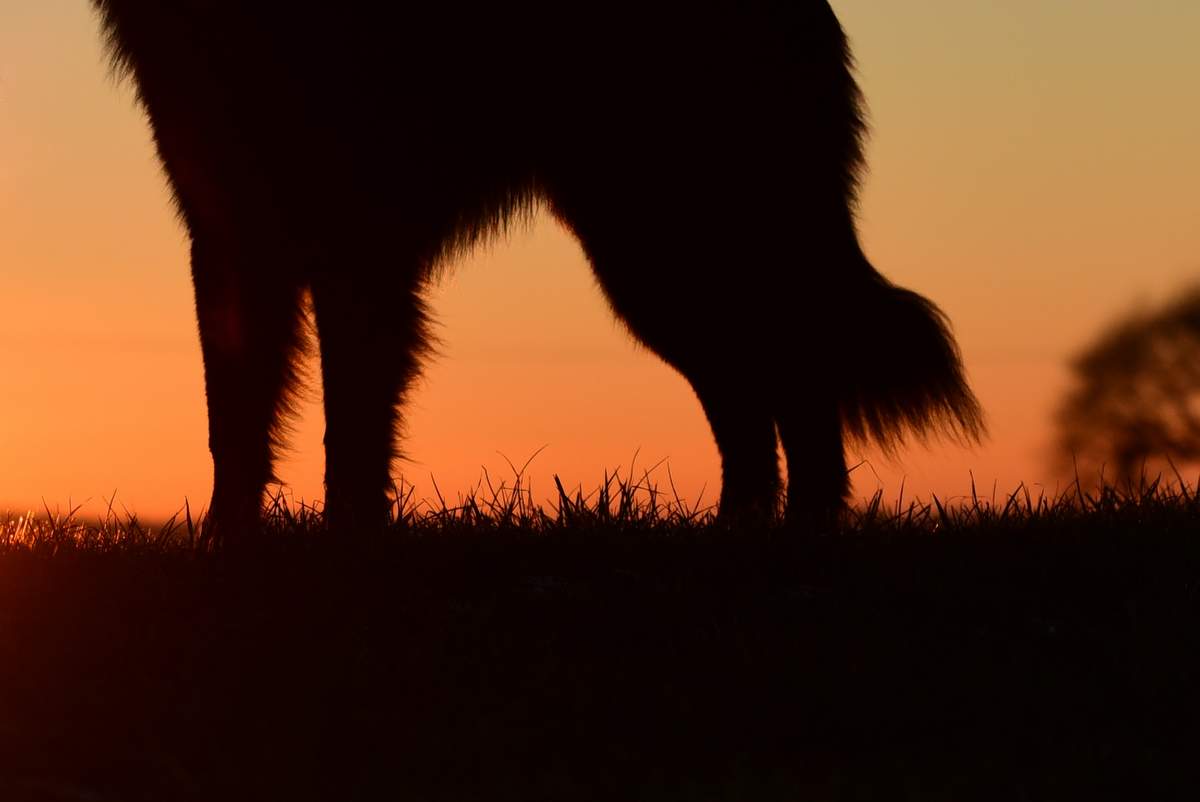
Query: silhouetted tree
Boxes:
[
  {"xmin": 1056, "ymin": 285, "xmax": 1200, "ymax": 487},
  {"xmin": 91, "ymin": 1, "xmax": 982, "ymax": 536}
]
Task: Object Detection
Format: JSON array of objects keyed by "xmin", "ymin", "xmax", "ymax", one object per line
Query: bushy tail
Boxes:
[{"xmin": 837, "ymin": 261, "xmax": 984, "ymax": 453}]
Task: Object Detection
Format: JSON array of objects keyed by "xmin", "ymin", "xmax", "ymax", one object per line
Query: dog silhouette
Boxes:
[{"xmin": 92, "ymin": 0, "xmax": 982, "ymax": 533}]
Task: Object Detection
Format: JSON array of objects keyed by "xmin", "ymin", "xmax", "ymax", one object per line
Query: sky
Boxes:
[{"xmin": 2, "ymin": 1, "xmax": 1199, "ymax": 520}]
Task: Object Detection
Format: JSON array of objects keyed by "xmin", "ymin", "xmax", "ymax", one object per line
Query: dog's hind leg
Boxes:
[
  {"xmin": 691, "ymin": 376, "xmax": 783, "ymax": 523},
  {"xmin": 548, "ymin": 195, "xmax": 781, "ymax": 524},
  {"xmin": 777, "ymin": 395, "xmax": 848, "ymax": 530}
]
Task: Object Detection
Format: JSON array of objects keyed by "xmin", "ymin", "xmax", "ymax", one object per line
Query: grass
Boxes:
[{"xmin": 1, "ymin": 472, "xmax": 1199, "ymax": 801}]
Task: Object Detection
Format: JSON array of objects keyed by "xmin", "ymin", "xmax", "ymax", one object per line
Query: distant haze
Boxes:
[{"xmin": 2, "ymin": 0, "xmax": 1198, "ymax": 518}]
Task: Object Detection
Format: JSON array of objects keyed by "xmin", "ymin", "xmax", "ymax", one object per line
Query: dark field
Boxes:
[{"xmin": 1, "ymin": 482, "xmax": 1198, "ymax": 801}]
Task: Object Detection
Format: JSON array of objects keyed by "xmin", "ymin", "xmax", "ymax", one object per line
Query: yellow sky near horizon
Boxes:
[{"xmin": 2, "ymin": 1, "xmax": 1199, "ymax": 520}]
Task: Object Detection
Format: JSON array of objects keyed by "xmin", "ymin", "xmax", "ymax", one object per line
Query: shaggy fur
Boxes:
[{"xmin": 90, "ymin": 0, "xmax": 982, "ymax": 532}]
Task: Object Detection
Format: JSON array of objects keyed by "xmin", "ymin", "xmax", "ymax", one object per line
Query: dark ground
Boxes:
[{"xmin": 0, "ymin": 498, "xmax": 1198, "ymax": 801}]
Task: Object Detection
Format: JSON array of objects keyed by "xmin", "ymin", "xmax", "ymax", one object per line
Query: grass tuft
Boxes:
[{"xmin": 5, "ymin": 467, "xmax": 1200, "ymax": 550}]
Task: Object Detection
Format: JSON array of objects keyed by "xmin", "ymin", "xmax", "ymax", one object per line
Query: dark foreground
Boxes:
[{"xmin": 1, "ymin": 489, "xmax": 1198, "ymax": 801}]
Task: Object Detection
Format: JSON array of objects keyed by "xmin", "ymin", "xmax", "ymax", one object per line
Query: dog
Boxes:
[{"xmin": 91, "ymin": 0, "xmax": 982, "ymax": 533}]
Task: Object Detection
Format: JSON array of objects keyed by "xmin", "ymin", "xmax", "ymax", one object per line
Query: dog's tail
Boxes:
[{"xmin": 834, "ymin": 256, "xmax": 984, "ymax": 453}]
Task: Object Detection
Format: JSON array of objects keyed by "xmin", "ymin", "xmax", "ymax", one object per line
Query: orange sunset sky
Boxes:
[{"xmin": 2, "ymin": 1, "xmax": 1199, "ymax": 520}]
